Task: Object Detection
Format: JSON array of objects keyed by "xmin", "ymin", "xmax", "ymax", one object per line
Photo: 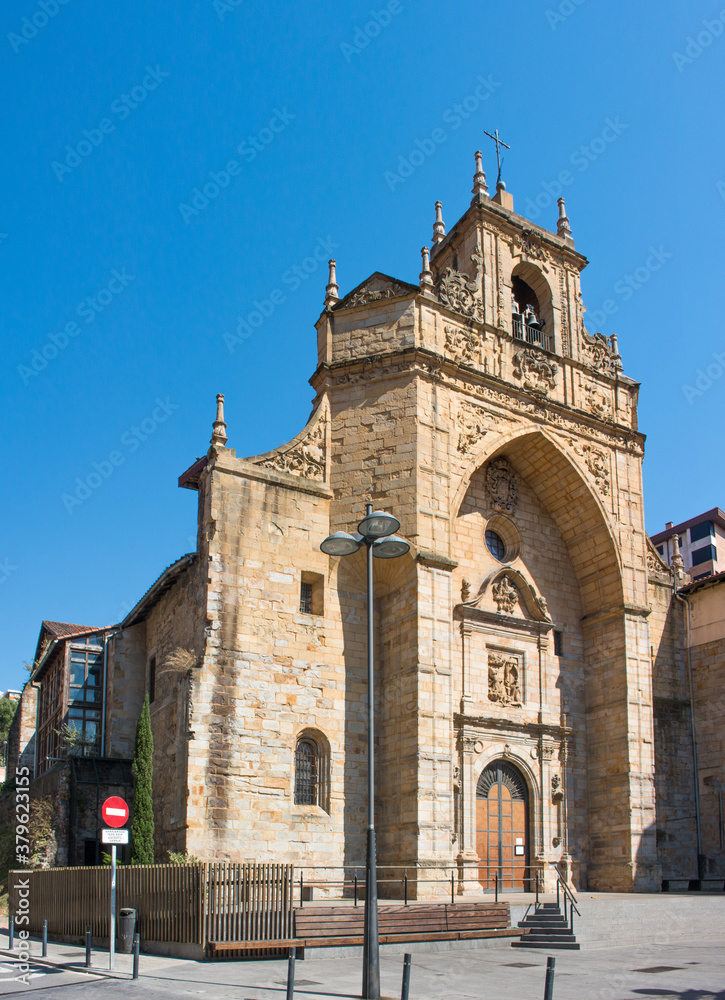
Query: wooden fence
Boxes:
[{"xmin": 8, "ymin": 863, "xmax": 293, "ymax": 952}]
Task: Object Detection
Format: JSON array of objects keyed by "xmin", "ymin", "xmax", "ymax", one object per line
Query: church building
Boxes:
[{"xmin": 19, "ymin": 150, "xmax": 713, "ymax": 894}]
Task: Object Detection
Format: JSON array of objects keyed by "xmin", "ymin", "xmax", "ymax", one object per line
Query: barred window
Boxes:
[
  {"xmin": 295, "ymin": 738, "xmax": 318, "ymax": 805},
  {"xmin": 299, "ymin": 582, "xmax": 313, "ymax": 615}
]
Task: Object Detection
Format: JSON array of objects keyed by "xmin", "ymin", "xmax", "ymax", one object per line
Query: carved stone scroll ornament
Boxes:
[
  {"xmin": 584, "ymin": 385, "xmax": 612, "ymax": 420},
  {"xmin": 485, "ymin": 457, "xmax": 519, "ymax": 513},
  {"xmin": 581, "ymin": 330, "xmax": 622, "ymax": 377},
  {"xmin": 582, "ymin": 444, "xmax": 610, "ymax": 496},
  {"xmin": 445, "ymin": 324, "xmax": 480, "ymax": 366},
  {"xmin": 488, "ymin": 653, "xmax": 522, "ymax": 706},
  {"xmin": 343, "ymin": 280, "xmax": 410, "ymax": 309},
  {"xmin": 258, "ymin": 418, "xmax": 325, "ymax": 481},
  {"xmin": 457, "ymin": 402, "xmax": 488, "ymax": 455},
  {"xmin": 566, "ymin": 437, "xmax": 611, "ymax": 497},
  {"xmin": 437, "ymin": 267, "xmax": 484, "ymax": 323},
  {"xmin": 513, "ymin": 349, "xmax": 558, "ymax": 397},
  {"xmin": 492, "ymin": 574, "xmax": 519, "ymax": 615},
  {"xmin": 512, "ymin": 230, "xmax": 551, "ymax": 270},
  {"xmin": 534, "ymin": 593, "xmax": 551, "ymax": 620}
]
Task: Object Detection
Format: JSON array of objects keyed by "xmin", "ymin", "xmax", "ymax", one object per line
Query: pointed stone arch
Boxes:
[{"xmin": 453, "ymin": 425, "xmax": 623, "ymax": 616}]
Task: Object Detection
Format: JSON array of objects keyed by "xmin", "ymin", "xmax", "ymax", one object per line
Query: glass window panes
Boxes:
[
  {"xmin": 485, "ymin": 530, "xmax": 506, "ymax": 561},
  {"xmin": 690, "ymin": 520, "xmax": 714, "ymax": 543},
  {"xmin": 692, "ymin": 545, "xmax": 716, "ymax": 567}
]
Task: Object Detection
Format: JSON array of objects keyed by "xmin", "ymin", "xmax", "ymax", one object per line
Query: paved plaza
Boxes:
[{"xmin": 0, "ymin": 930, "xmax": 722, "ymax": 999}]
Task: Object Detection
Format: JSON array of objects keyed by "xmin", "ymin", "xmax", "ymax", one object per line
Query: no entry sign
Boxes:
[{"xmin": 101, "ymin": 796, "xmax": 129, "ymax": 828}]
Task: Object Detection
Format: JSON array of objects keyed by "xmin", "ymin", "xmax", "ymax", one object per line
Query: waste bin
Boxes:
[{"xmin": 118, "ymin": 908, "xmax": 136, "ymax": 954}]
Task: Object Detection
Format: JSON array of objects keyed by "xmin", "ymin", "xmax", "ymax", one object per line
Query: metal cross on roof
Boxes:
[{"xmin": 483, "ymin": 129, "xmax": 510, "ymax": 185}]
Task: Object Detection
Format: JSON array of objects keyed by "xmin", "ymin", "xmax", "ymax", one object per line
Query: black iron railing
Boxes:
[
  {"xmin": 296, "ymin": 864, "xmax": 542, "ymax": 907},
  {"xmin": 512, "ymin": 316, "xmax": 555, "ymax": 353}
]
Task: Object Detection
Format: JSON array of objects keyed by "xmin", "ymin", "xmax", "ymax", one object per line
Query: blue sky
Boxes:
[{"xmin": 1, "ymin": 0, "xmax": 724, "ymax": 690}]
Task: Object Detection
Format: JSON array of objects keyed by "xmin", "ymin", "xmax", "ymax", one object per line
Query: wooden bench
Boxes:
[{"xmin": 208, "ymin": 902, "xmax": 525, "ymax": 956}]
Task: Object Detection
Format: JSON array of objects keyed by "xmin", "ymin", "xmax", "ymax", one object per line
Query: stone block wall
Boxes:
[{"xmin": 106, "ymin": 624, "xmax": 146, "ymax": 759}]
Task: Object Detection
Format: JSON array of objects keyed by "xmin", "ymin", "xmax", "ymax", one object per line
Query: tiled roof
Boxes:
[{"xmin": 41, "ymin": 621, "xmax": 100, "ymax": 639}]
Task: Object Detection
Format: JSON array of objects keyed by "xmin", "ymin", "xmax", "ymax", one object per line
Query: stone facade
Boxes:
[
  {"xmin": 108, "ymin": 161, "xmax": 684, "ymax": 892},
  {"xmin": 16, "ymin": 155, "xmax": 717, "ymax": 890},
  {"xmin": 681, "ymin": 574, "xmax": 725, "ymax": 877}
]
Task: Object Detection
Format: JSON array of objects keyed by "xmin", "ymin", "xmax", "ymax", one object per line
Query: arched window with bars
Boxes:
[
  {"xmin": 294, "ymin": 730, "xmax": 331, "ymax": 811},
  {"xmin": 294, "ymin": 737, "xmax": 319, "ymax": 805}
]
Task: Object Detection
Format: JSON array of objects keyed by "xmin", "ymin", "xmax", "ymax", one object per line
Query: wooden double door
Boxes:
[{"xmin": 476, "ymin": 760, "xmax": 529, "ymax": 890}]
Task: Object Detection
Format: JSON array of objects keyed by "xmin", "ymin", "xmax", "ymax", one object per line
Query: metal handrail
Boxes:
[
  {"xmin": 554, "ymin": 864, "xmax": 580, "ymax": 916},
  {"xmin": 297, "ymin": 864, "xmax": 543, "ymax": 907}
]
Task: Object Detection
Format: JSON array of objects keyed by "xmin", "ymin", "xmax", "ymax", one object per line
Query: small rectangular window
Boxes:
[
  {"xmin": 299, "ymin": 582, "xmax": 313, "ymax": 615},
  {"xmin": 656, "ymin": 545, "xmax": 664, "ymax": 557},
  {"xmin": 554, "ymin": 631, "xmax": 563, "ymax": 657},
  {"xmin": 299, "ymin": 573, "xmax": 323, "ymax": 615},
  {"xmin": 148, "ymin": 655, "xmax": 156, "ymax": 703}
]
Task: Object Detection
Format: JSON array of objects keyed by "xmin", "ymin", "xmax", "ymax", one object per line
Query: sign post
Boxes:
[{"xmin": 101, "ymin": 797, "xmax": 130, "ymax": 972}]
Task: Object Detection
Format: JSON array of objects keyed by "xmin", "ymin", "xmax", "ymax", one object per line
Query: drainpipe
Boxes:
[{"xmin": 672, "ymin": 575, "xmax": 703, "ymax": 881}]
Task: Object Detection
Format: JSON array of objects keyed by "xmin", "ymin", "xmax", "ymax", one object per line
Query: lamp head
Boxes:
[
  {"xmin": 372, "ymin": 535, "xmax": 410, "ymax": 559},
  {"xmin": 320, "ymin": 531, "xmax": 363, "ymax": 557},
  {"xmin": 358, "ymin": 509, "xmax": 400, "ymax": 539}
]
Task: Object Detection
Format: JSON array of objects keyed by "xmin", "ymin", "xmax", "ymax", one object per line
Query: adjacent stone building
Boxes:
[{"xmin": 11, "ymin": 152, "xmax": 721, "ymax": 892}]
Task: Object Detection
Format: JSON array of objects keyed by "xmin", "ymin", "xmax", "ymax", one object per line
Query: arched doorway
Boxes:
[{"xmin": 476, "ymin": 760, "xmax": 530, "ymax": 891}]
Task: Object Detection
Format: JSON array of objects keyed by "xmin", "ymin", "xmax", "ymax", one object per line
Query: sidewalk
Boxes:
[{"xmin": 0, "ymin": 921, "xmax": 724, "ymax": 999}]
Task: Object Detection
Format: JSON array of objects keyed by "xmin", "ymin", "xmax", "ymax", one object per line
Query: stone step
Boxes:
[
  {"xmin": 519, "ymin": 915, "xmax": 568, "ymax": 924},
  {"xmin": 512, "ymin": 939, "xmax": 581, "ymax": 950},
  {"xmin": 520, "ymin": 924, "xmax": 570, "ymax": 932}
]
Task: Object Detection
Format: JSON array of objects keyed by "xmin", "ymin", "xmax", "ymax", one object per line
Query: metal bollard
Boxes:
[
  {"xmin": 286, "ymin": 946, "xmax": 296, "ymax": 1000},
  {"xmin": 42, "ymin": 919, "xmax": 48, "ymax": 957},
  {"xmin": 8, "ymin": 915, "xmax": 14, "ymax": 951},
  {"xmin": 451, "ymin": 873, "xmax": 455, "ymax": 905},
  {"xmin": 403, "ymin": 872, "xmax": 408, "ymax": 906},
  {"xmin": 132, "ymin": 933, "xmax": 140, "ymax": 980},
  {"xmin": 85, "ymin": 925, "xmax": 92, "ymax": 968},
  {"xmin": 354, "ymin": 875, "xmax": 358, "ymax": 907},
  {"xmin": 401, "ymin": 952, "xmax": 412, "ymax": 1000},
  {"xmin": 543, "ymin": 956, "xmax": 555, "ymax": 1000},
  {"xmin": 494, "ymin": 873, "xmax": 498, "ymax": 903}
]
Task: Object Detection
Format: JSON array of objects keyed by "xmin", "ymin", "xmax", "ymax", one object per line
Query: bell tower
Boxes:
[{"xmin": 312, "ymin": 147, "xmax": 656, "ymax": 893}]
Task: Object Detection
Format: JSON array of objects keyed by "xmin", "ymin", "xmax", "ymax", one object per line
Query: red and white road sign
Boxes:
[{"xmin": 101, "ymin": 796, "xmax": 129, "ymax": 828}]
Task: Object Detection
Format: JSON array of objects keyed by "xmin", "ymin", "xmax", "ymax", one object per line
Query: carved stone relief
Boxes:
[
  {"xmin": 581, "ymin": 330, "xmax": 622, "ymax": 377},
  {"xmin": 485, "ymin": 457, "xmax": 519, "ymax": 513},
  {"xmin": 511, "ymin": 230, "xmax": 551, "ymax": 270},
  {"xmin": 258, "ymin": 418, "xmax": 325, "ymax": 481},
  {"xmin": 583, "ymin": 444, "xmax": 610, "ymax": 496},
  {"xmin": 584, "ymin": 384, "xmax": 612, "ymax": 420},
  {"xmin": 492, "ymin": 575, "xmax": 519, "ymax": 614},
  {"xmin": 566, "ymin": 437, "xmax": 611, "ymax": 497},
  {"xmin": 488, "ymin": 652, "xmax": 522, "ymax": 706},
  {"xmin": 513, "ymin": 348, "xmax": 558, "ymax": 397},
  {"xmin": 534, "ymin": 593, "xmax": 551, "ymax": 620},
  {"xmin": 445, "ymin": 324, "xmax": 480, "ymax": 366},
  {"xmin": 437, "ymin": 260, "xmax": 484, "ymax": 323},
  {"xmin": 342, "ymin": 280, "xmax": 410, "ymax": 309},
  {"xmin": 457, "ymin": 402, "xmax": 488, "ymax": 455},
  {"xmin": 558, "ymin": 269, "xmax": 571, "ymax": 357}
]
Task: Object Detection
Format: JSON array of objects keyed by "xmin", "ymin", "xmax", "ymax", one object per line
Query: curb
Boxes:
[{"xmin": 0, "ymin": 947, "xmax": 134, "ymax": 981}]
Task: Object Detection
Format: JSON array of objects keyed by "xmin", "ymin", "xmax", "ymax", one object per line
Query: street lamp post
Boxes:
[{"xmin": 321, "ymin": 503, "xmax": 410, "ymax": 1000}]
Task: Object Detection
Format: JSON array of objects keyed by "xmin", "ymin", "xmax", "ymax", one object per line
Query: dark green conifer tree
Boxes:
[{"xmin": 130, "ymin": 694, "xmax": 154, "ymax": 864}]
